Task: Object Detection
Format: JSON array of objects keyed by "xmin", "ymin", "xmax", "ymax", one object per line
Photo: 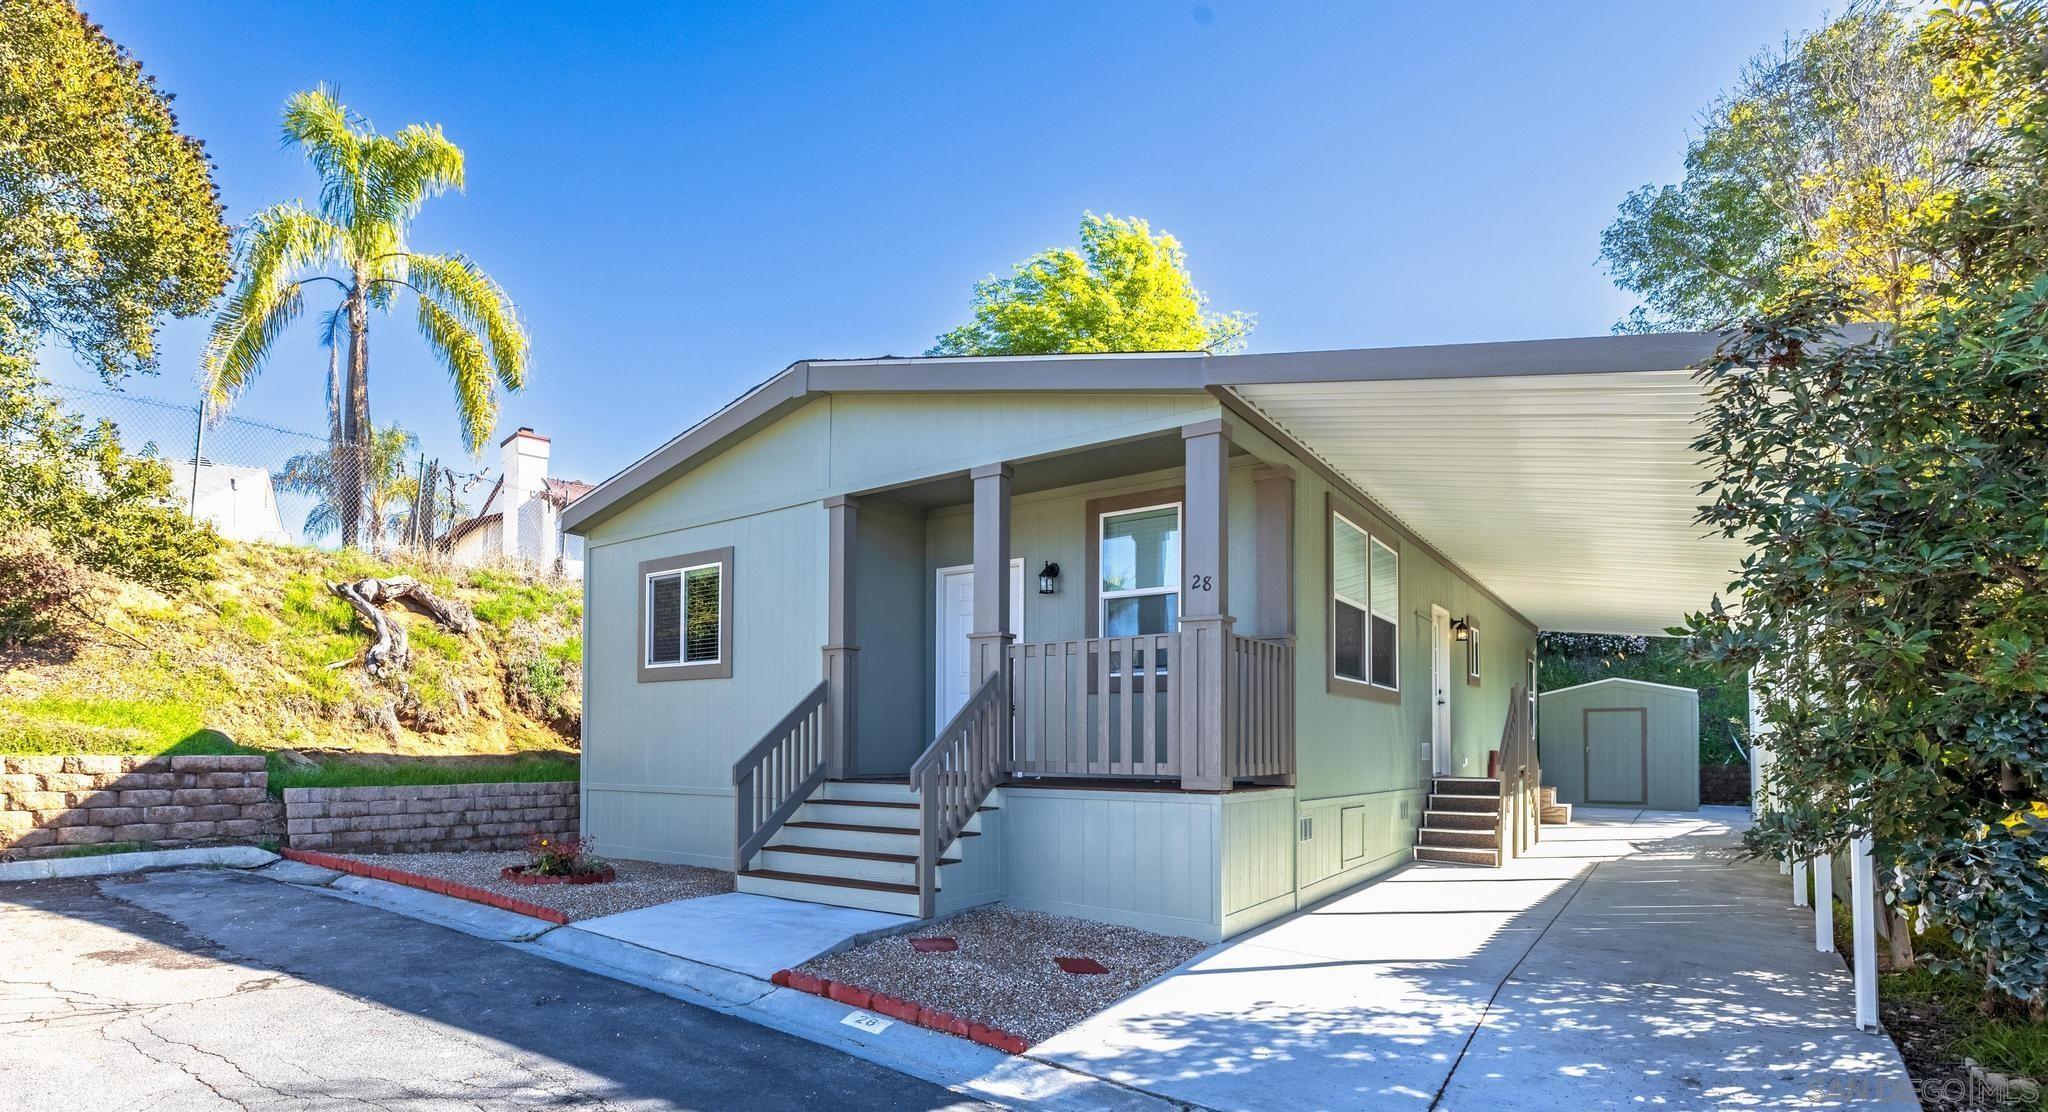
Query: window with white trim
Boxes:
[
  {"xmin": 1332, "ymin": 511, "xmax": 1398, "ymax": 691},
  {"xmin": 1100, "ymin": 502, "xmax": 1181, "ymax": 637},
  {"xmin": 646, "ymin": 562, "xmax": 721, "ymax": 667}
]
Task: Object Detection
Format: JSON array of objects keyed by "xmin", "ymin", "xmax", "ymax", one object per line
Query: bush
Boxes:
[
  {"xmin": 0, "ymin": 366, "xmax": 218, "ymax": 591},
  {"xmin": 0, "ymin": 529, "xmax": 94, "ymax": 648}
]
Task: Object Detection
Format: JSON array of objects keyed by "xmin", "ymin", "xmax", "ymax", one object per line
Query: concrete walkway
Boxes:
[
  {"xmin": 571, "ymin": 891, "xmax": 913, "ymax": 980},
  {"xmin": 1034, "ymin": 808, "xmax": 1917, "ymax": 1110}
]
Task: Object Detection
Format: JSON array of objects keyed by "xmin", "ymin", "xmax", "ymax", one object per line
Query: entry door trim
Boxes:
[
  {"xmin": 1430, "ymin": 604, "xmax": 1452, "ymax": 777},
  {"xmin": 1583, "ymin": 706, "xmax": 1649, "ymax": 805},
  {"xmin": 933, "ymin": 559, "xmax": 1023, "ymax": 727}
]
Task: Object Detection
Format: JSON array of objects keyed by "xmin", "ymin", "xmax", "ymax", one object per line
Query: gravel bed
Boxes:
[
  {"xmin": 340, "ymin": 851, "xmax": 733, "ymax": 921},
  {"xmin": 797, "ymin": 905, "xmax": 1209, "ymax": 1045}
]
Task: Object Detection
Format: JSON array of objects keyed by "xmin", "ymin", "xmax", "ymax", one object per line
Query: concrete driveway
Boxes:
[
  {"xmin": 1035, "ymin": 808, "xmax": 1917, "ymax": 1110},
  {"xmin": 0, "ymin": 870, "xmax": 984, "ymax": 1111}
]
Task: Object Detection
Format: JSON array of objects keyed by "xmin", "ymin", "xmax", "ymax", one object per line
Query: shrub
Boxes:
[
  {"xmin": 0, "ymin": 365, "xmax": 218, "ymax": 591},
  {"xmin": 0, "ymin": 529, "xmax": 94, "ymax": 648},
  {"xmin": 524, "ymin": 831, "xmax": 602, "ymax": 877}
]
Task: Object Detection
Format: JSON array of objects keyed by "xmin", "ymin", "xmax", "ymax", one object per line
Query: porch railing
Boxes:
[
  {"xmin": 1231, "ymin": 635, "xmax": 1294, "ymax": 780},
  {"xmin": 730, "ymin": 681, "xmax": 829, "ymax": 872},
  {"xmin": 1005, "ymin": 631, "xmax": 1294, "ymax": 783},
  {"xmin": 1010, "ymin": 634, "xmax": 1179, "ymax": 778},
  {"xmin": 1495, "ymin": 682, "xmax": 1539, "ymax": 862},
  {"xmin": 909, "ymin": 670, "xmax": 1009, "ymax": 918}
]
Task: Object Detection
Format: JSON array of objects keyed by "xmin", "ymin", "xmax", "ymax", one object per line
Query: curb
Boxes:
[
  {"xmin": 772, "ymin": 969, "xmax": 1031, "ymax": 1055},
  {"xmin": 280, "ymin": 847, "xmax": 569, "ymax": 925},
  {"xmin": 0, "ymin": 845, "xmax": 277, "ymax": 883}
]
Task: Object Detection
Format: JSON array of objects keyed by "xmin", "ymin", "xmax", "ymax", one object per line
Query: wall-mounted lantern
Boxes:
[
  {"xmin": 1451, "ymin": 617, "xmax": 1472, "ymax": 642},
  {"xmin": 1038, "ymin": 561, "xmax": 1061, "ymax": 595}
]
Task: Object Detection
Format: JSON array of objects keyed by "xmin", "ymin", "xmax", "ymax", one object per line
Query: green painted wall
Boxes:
[{"xmin": 1226, "ymin": 417, "xmax": 1540, "ymax": 901}]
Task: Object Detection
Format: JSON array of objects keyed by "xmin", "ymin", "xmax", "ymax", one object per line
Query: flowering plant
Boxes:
[{"xmin": 526, "ymin": 831, "xmax": 602, "ymax": 877}]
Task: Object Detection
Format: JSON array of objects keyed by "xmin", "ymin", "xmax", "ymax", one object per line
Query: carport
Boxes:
[{"xmin": 1202, "ymin": 331, "xmax": 1879, "ymax": 1031}]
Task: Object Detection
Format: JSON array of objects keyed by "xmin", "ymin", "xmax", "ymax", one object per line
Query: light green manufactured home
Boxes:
[{"xmin": 561, "ymin": 335, "xmax": 1744, "ymax": 941}]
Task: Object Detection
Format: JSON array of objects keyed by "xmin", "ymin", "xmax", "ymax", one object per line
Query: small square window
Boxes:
[{"xmin": 639, "ymin": 548, "xmax": 732, "ymax": 681}]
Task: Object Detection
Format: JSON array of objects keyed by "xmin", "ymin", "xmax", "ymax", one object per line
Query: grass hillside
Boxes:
[{"xmin": 0, "ymin": 541, "xmax": 581, "ymax": 786}]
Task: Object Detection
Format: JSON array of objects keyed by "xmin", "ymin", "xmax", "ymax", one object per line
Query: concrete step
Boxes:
[
  {"xmin": 817, "ymin": 780, "xmax": 917, "ymax": 804},
  {"xmin": 735, "ymin": 869, "xmax": 920, "ymax": 916},
  {"xmin": 1433, "ymin": 776, "xmax": 1499, "ymax": 794},
  {"xmin": 798, "ymin": 798, "xmax": 987, "ymax": 833},
  {"xmin": 1424, "ymin": 809, "xmax": 1498, "ymax": 832},
  {"xmin": 1418, "ymin": 826, "xmax": 1500, "ymax": 851},
  {"xmin": 1428, "ymin": 792, "xmax": 1502, "ymax": 815},
  {"xmin": 777, "ymin": 819, "xmax": 980, "ymax": 857},
  {"xmin": 753, "ymin": 844, "xmax": 956, "ymax": 886},
  {"xmin": 1414, "ymin": 845, "xmax": 1500, "ymax": 867},
  {"xmin": 1541, "ymin": 803, "xmax": 1573, "ymax": 825}
]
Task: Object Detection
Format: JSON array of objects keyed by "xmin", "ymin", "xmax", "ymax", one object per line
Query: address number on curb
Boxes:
[{"xmin": 841, "ymin": 1011, "xmax": 893, "ymax": 1035}]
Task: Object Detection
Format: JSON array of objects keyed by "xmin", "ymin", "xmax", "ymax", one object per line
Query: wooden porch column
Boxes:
[
  {"xmin": 1178, "ymin": 419, "xmax": 1234, "ymax": 790},
  {"xmin": 967, "ymin": 463, "xmax": 1013, "ymax": 683},
  {"xmin": 822, "ymin": 494, "xmax": 858, "ymax": 781},
  {"xmin": 1252, "ymin": 464, "xmax": 1294, "ymax": 638}
]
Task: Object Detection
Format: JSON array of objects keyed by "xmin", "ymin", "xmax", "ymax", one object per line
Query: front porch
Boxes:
[{"xmin": 733, "ymin": 418, "xmax": 1304, "ymax": 918}]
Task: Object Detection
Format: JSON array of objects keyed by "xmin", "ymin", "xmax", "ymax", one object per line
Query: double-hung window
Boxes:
[
  {"xmin": 1331, "ymin": 508, "xmax": 1398, "ymax": 695},
  {"xmin": 638, "ymin": 547, "xmax": 733, "ymax": 681},
  {"xmin": 1100, "ymin": 502, "xmax": 1181, "ymax": 637}
]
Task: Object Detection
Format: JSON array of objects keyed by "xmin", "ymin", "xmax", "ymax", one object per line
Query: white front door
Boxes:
[
  {"xmin": 935, "ymin": 559, "xmax": 1024, "ymax": 726},
  {"xmin": 1430, "ymin": 604, "xmax": 1453, "ymax": 776}
]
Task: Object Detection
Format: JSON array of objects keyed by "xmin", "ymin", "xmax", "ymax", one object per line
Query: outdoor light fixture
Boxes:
[
  {"xmin": 1452, "ymin": 617, "xmax": 1472, "ymax": 642},
  {"xmin": 1038, "ymin": 562, "xmax": 1061, "ymax": 595}
]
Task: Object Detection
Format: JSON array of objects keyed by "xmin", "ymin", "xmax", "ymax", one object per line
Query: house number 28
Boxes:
[{"xmin": 1189, "ymin": 574, "xmax": 1214, "ymax": 592}]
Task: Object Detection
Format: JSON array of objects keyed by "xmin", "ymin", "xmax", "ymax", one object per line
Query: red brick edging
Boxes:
[
  {"xmin": 770, "ymin": 969, "xmax": 1030, "ymax": 1055},
  {"xmin": 280, "ymin": 847, "xmax": 569, "ymax": 926}
]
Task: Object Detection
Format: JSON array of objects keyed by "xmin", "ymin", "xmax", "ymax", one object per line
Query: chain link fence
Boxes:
[{"xmin": 48, "ymin": 384, "xmax": 477, "ymax": 551}]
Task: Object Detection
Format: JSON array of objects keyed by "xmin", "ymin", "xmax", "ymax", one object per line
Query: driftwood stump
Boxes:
[{"xmin": 329, "ymin": 576, "xmax": 474, "ymax": 677}]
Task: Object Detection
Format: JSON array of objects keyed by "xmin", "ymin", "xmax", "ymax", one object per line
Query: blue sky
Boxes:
[{"xmin": 56, "ymin": 0, "xmax": 1834, "ymax": 494}]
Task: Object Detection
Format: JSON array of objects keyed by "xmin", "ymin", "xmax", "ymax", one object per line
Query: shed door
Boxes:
[{"xmin": 1584, "ymin": 707, "xmax": 1648, "ymax": 805}]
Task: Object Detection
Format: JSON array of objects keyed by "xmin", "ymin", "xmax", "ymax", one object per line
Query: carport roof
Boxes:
[{"xmin": 563, "ymin": 332, "xmax": 1743, "ymax": 637}]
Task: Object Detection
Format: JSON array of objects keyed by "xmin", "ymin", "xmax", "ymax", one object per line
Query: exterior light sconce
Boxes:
[
  {"xmin": 1038, "ymin": 562, "xmax": 1061, "ymax": 595},
  {"xmin": 1452, "ymin": 617, "xmax": 1472, "ymax": 642}
]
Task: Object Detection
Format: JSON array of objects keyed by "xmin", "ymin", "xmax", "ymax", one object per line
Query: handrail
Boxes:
[
  {"xmin": 910, "ymin": 669, "xmax": 1009, "ymax": 918},
  {"xmin": 730, "ymin": 681, "xmax": 830, "ymax": 872},
  {"xmin": 1493, "ymin": 682, "xmax": 1538, "ymax": 863}
]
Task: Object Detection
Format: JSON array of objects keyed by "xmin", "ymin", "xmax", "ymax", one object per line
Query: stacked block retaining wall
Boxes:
[
  {"xmin": 1, "ymin": 755, "xmax": 279, "ymax": 861},
  {"xmin": 283, "ymin": 781, "xmax": 577, "ymax": 853}
]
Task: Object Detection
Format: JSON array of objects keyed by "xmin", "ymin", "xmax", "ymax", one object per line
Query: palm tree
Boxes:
[
  {"xmin": 276, "ymin": 422, "xmax": 419, "ymax": 550},
  {"xmin": 203, "ymin": 87, "xmax": 528, "ymax": 547}
]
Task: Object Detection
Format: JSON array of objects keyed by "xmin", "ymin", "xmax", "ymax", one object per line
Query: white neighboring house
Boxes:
[
  {"xmin": 440, "ymin": 427, "xmax": 591, "ymax": 579},
  {"xmin": 166, "ymin": 460, "xmax": 291, "ymax": 545}
]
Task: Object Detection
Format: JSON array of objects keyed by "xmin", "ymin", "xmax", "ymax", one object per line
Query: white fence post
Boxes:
[
  {"xmin": 1813, "ymin": 853, "xmax": 1834, "ymax": 953},
  {"xmin": 1792, "ymin": 858, "xmax": 1809, "ymax": 907},
  {"xmin": 1848, "ymin": 834, "xmax": 1879, "ymax": 1031}
]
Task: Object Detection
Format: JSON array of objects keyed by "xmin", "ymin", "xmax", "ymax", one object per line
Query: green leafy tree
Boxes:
[
  {"xmin": 0, "ymin": 0, "xmax": 221, "ymax": 600},
  {"xmin": 0, "ymin": 0, "xmax": 230, "ymax": 381},
  {"xmin": 1683, "ymin": 0, "xmax": 2048, "ymax": 1007},
  {"xmin": 930, "ymin": 213, "xmax": 1252, "ymax": 356},
  {"xmin": 202, "ymin": 87, "xmax": 529, "ymax": 548},
  {"xmin": 1601, "ymin": 1, "xmax": 1998, "ymax": 332},
  {"xmin": 0, "ymin": 367, "xmax": 217, "ymax": 590}
]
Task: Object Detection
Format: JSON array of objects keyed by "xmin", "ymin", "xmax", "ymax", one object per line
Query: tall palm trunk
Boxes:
[
  {"xmin": 325, "ymin": 328, "xmax": 346, "ymax": 543},
  {"xmin": 342, "ymin": 282, "xmax": 371, "ymax": 548}
]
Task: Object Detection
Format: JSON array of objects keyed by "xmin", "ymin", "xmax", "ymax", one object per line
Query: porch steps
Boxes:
[
  {"xmin": 734, "ymin": 780, "xmax": 990, "ymax": 916},
  {"xmin": 1415, "ymin": 776, "xmax": 1502, "ymax": 867},
  {"xmin": 1540, "ymin": 785, "xmax": 1573, "ymax": 825}
]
